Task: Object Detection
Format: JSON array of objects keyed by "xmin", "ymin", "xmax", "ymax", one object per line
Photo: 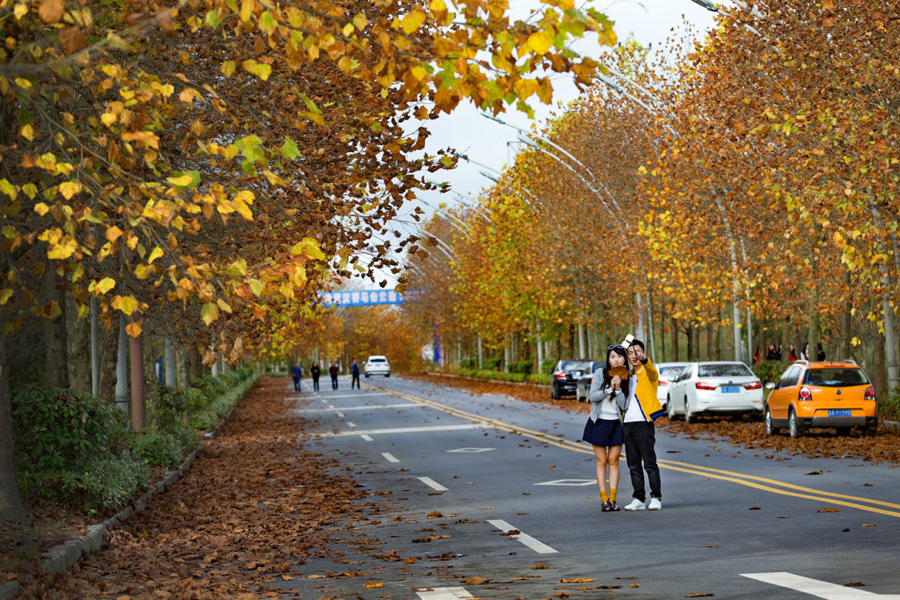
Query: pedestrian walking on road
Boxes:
[
  {"xmin": 351, "ymin": 359, "xmax": 361, "ymax": 389},
  {"xmin": 584, "ymin": 344, "xmax": 628, "ymax": 512},
  {"xmin": 311, "ymin": 361, "xmax": 321, "ymax": 392},
  {"xmin": 291, "ymin": 361, "xmax": 302, "ymax": 392},
  {"xmin": 329, "ymin": 362, "xmax": 339, "ymax": 390},
  {"xmin": 621, "ymin": 339, "xmax": 664, "ymax": 511}
]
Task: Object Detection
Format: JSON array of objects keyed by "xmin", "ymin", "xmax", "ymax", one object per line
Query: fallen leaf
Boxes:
[
  {"xmin": 684, "ymin": 594, "xmax": 714, "ymax": 598},
  {"xmin": 861, "ymin": 524, "xmax": 876, "ymax": 527},
  {"xmin": 817, "ymin": 507, "xmax": 841, "ymax": 513},
  {"xmin": 629, "ymin": 583, "xmax": 640, "ymax": 588},
  {"xmin": 532, "ymin": 564, "xmax": 550, "ymax": 570},
  {"xmin": 805, "ymin": 470, "xmax": 823, "ymax": 475},
  {"xmin": 501, "ymin": 529, "xmax": 521, "ymax": 536},
  {"xmin": 561, "ymin": 577, "xmax": 594, "ymax": 583},
  {"xmin": 364, "ymin": 582, "xmax": 384, "ymax": 588},
  {"xmin": 748, "ymin": 506, "xmax": 761, "ymax": 510},
  {"xmin": 844, "ymin": 582, "xmax": 867, "ymax": 587},
  {"xmin": 463, "ymin": 576, "xmax": 488, "ymax": 585},
  {"xmin": 776, "ymin": 515, "xmax": 791, "ymax": 519},
  {"xmin": 599, "ymin": 584, "xmax": 622, "ymax": 589},
  {"xmin": 427, "ymin": 511, "xmax": 443, "ymax": 519}
]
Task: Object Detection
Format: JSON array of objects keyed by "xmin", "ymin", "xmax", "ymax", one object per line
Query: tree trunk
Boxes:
[
  {"xmin": 43, "ymin": 262, "xmax": 69, "ymax": 389},
  {"xmin": 66, "ymin": 294, "xmax": 91, "ymax": 395},
  {"xmin": 130, "ymin": 323, "xmax": 146, "ymax": 432},
  {"xmin": 706, "ymin": 321, "xmax": 715, "ymax": 362},
  {"xmin": 872, "ymin": 326, "xmax": 887, "ymax": 396},
  {"xmin": 98, "ymin": 318, "xmax": 119, "ymax": 403},
  {"xmin": 808, "ymin": 287, "xmax": 820, "ymax": 361},
  {"xmin": 838, "ymin": 269, "xmax": 852, "ymax": 363},
  {"xmin": 671, "ymin": 317, "xmax": 679, "ymax": 362},
  {"xmin": 685, "ymin": 323, "xmax": 694, "ymax": 361},
  {"xmin": 0, "ymin": 313, "xmax": 26, "ymax": 521}
]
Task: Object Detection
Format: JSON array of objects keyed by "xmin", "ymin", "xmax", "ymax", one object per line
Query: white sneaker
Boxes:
[
  {"xmin": 623, "ymin": 499, "xmax": 646, "ymax": 511},
  {"xmin": 648, "ymin": 498, "xmax": 662, "ymax": 511}
]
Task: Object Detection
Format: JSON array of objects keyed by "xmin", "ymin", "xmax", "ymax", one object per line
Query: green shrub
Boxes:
[
  {"xmin": 11, "ymin": 384, "xmax": 145, "ymax": 510},
  {"xmin": 482, "ymin": 357, "xmax": 501, "ymax": 370},
  {"xmin": 753, "ymin": 360, "xmax": 787, "ymax": 384},
  {"xmin": 540, "ymin": 358, "xmax": 557, "ymax": 374},
  {"xmin": 459, "ymin": 358, "xmax": 476, "ymax": 369},
  {"xmin": 133, "ymin": 426, "xmax": 195, "ymax": 468},
  {"xmin": 881, "ymin": 387, "xmax": 900, "ymax": 421},
  {"xmin": 508, "ymin": 360, "xmax": 533, "ymax": 375},
  {"xmin": 528, "ymin": 373, "xmax": 552, "ymax": 385}
]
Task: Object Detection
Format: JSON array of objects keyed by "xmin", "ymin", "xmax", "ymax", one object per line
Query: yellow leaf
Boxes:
[
  {"xmin": 34, "ymin": 203, "xmax": 50, "ymax": 216},
  {"xmin": 101, "ymin": 112, "xmax": 117, "ymax": 127},
  {"xmin": 38, "ymin": 0, "xmax": 64, "ymax": 23},
  {"xmin": 429, "ymin": 0, "xmax": 446, "ymax": 12},
  {"xmin": 526, "ymin": 31, "xmax": 553, "ymax": 55},
  {"xmin": 59, "ymin": 181, "xmax": 83, "ymax": 200},
  {"xmin": 95, "ymin": 277, "xmax": 116, "ymax": 295},
  {"xmin": 342, "ymin": 22, "xmax": 355, "ymax": 37},
  {"xmin": 290, "ymin": 237, "xmax": 326, "ymax": 260},
  {"xmin": 216, "ymin": 298, "xmax": 232, "ymax": 313},
  {"xmin": 105, "ymin": 226, "xmax": 123, "ymax": 243},
  {"xmin": 125, "ymin": 320, "xmax": 142, "ymax": 338},
  {"xmin": 147, "ymin": 246, "xmax": 164, "ymax": 264},
  {"xmin": 222, "ymin": 61, "xmax": 236, "ymax": 77},
  {"xmin": 0, "ymin": 289, "xmax": 13, "ymax": 305},
  {"xmin": 47, "ymin": 236, "xmax": 78, "ymax": 259},
  {"xmin": 114, "ymin": 295, "xmax": 139, "ymax": 316},
  {"xmin": 249, "ymin": 279, "xmax": 264, "ymax": 296},
  {"xmin": 353, "ymin": 13, "xmax": 368, "ymax": 30},
  {"xmin": 14, "ymin": 3, "xmax": 27, "ymax": 21},
  {"xmin": 401, "ymin": 10, "xmax": 426, "ymax": 35},
  {"xmin": 20, "ymin": 124, "xmax": 34, "ymax": 141},
  {"xmin": 167, "ymin": 173, "xmax": 194, "ymax": 187},
  {"xmin": 201, "ymin": 302, "xmax": 219, "ymax": 325}
]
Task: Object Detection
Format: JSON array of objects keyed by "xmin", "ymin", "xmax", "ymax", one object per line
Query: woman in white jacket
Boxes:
[{"xmin": 582, "ymin": 345, "xmax": 629, "ymax": 512}]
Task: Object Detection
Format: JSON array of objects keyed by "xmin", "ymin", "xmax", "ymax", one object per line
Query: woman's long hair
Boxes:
[{"xmin": 601, "ymin": 346, "xmax": 630, "ymax": 399}]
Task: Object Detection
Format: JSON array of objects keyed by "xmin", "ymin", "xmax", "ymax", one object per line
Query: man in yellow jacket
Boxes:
[{"xmin": 619, "ymin": 339, "xmax": 663, "ymax": 511}]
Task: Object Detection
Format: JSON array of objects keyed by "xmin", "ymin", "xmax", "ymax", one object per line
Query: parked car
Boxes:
[
  {"xmin": 764, "ymin": 360, "xmax": 877, "ymax": 438},
  {"xmin": 364, "ymin": 355, "xmax": 390, "ymax": 377},
  {"xmin": 666, "ymin": 361, "xmax": 763, "ymax": 422},
  {"xmin": 575, "ymin": 361, "xmax": 605, "ymax": 402},
  {"xmin": 550, "ymin": 359, "xmax": 594, "ymax": 400},
  {"xmin": 656, "ymin": 362, "xmax": 689, "ymax": 410}
]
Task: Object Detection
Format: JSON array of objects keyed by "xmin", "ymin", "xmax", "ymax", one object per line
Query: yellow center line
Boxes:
[{"xmin": 368, "ymin": 383, "xmax": 900, "ymax": 518}]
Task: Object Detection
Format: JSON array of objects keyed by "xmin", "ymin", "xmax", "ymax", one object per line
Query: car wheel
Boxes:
[
  {"xmin": 385, "ymin": 373, "xmax": 390, "ymax": 377},
  {"xmin": 550, "ymin": 385, "xmax": 560, "ymax": 400},
  {"xmin": 765, "ymin": 406, "xmax": 776, "ymax": 436},
  {"xmin": 365, "ymin": 373, "xmax": 370, "ymax": 378},
  {"xmin": 667, "ymin": 396, "xmax": 675, "ymax": 420},
  {"xmin": 788, "ymin": 407, "xmax": 803, "ymax": 439},
  {"xmin": 836, "ymin": 427, "xmax": 851, "ymax": 436},
  {"xmin": 864, "ymin": 422, "xmax": 878, "ymax": 436},
  {"xmin": 683, "ymin": 398, "xmax": 692, "ymax": 424}
]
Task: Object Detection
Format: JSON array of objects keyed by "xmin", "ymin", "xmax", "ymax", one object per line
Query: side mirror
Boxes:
[{"xmin": 765, "ymin": 382, "xmax": 776, "ymax": 390}]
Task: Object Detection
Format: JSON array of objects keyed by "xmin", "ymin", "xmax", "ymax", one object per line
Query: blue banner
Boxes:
[{"xmin": 318, "ymin": 289, "xmax": 407, "ymax": 307}]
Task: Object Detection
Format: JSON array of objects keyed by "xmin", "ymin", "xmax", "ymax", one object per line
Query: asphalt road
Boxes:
[{"xmin": 279, "ymin": 375, "xmax": 900, "ymax": 600}]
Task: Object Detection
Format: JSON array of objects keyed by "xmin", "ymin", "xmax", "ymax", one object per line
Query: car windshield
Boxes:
[
  {"xmin": 659, "ymin": 366, "xmax": 686, "ymax": 377},
  {"xmin": 804, "ymin": 368, "xmax": 868, "ymax": 387},
  {"xmin": 698, "ymin": 363, "xmax": 753, "ymax": 377},
  {"xmin": 561, "ymin": 360, "xmax": 593, "ymax": 371}
]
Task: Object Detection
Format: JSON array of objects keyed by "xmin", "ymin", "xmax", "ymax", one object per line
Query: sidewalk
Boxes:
[{"xmin": 15, "ymin": 377, "xmax": 378, "ymax": 599}]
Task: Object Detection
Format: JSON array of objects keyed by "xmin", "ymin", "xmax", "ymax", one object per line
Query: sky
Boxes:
[{"xmin": 351, "ymin": 0, "xmax": 728, "ymax": 290}]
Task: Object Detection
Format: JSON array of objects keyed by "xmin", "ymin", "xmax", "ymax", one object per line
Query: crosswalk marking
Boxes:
[
  {"xmin": 742, "ymin": 572, "xmax": 900, "ymax": 599},
  {"xmin": 415, "ymin": 587, "xmax": 474, "ymax": 599}
]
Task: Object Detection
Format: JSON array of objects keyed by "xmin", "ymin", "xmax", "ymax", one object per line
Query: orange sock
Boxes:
[
  {"xmin": 610, "ymin": 489, "xmax": 618, "ymax": 502},
  {"xmin": 600, "ymin": 490, "xmax": 609, "ymax": 503}
]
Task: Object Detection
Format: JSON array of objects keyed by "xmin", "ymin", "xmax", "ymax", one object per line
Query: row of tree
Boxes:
[
  {"xmin": 0, "ymin": 0, "xmax": 618, "ymax": 520},
  {"xmin": 405, "ymin": 0, "xmax": 900, "ymax": 391}
]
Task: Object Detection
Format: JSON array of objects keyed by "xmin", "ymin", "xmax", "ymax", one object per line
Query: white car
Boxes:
[
  {"xmin": 666, "ymin": 361, "xmax": 763, "ymax": 422},
  {"xmin": 656, "ymin": 362, "xmax": 690, "ymax": 410},
  {"xmin": 364, "ymin": 355, "xmax": 390, "ymax": 377}
]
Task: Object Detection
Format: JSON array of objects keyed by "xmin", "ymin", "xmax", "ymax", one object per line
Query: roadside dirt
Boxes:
[{"xmin": 416, "ymin": 373, "xmax": 900, "ymax": 465}]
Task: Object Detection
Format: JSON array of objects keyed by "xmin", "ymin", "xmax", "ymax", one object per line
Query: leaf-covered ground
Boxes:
[
  {"xmin": 417, "ymin": 374, "xmax": 900, "ymax": 465},
  {"xmin": 14, "ymin": 377, "xmax": 387, "ymax": 599}
]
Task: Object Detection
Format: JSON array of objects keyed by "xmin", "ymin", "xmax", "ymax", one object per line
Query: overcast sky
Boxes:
[{"xmin": 352, "ymin": 0, "xmax": 727, "ymax": 290}]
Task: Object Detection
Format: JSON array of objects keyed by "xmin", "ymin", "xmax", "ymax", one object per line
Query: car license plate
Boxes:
[
  {"xmin": 720, "ymin": 386, "xmax": 740, "ymax": 393},
  {"xmin": 828, "ymin": 409, "xmax": 851, "ymax": 417}
]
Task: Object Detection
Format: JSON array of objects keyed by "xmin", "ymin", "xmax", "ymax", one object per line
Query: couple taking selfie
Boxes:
[{"xmin": 582, "ymin": 337, "xmax": 663, "ymax": 512}]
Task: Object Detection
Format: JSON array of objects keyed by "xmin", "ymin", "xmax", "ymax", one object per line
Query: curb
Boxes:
[
  {"xmin": 885, "ymin": 420, "xmax": 899, "ymax": 431},
  {"xmin": 10, "ymin": 377, "xmax": 255, "ymax": 595},
  {"xmin": 426, "ymin": 371, "xmax": 551, "ymax": 390}
]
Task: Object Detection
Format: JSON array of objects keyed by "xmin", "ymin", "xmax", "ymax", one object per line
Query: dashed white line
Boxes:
[
  {"xmin": 294, "ymin": 403, "xmax": 424, "ymax": 413},
  {"xmin": 418, "ymin": 477, "xmax": 449, "ymax": 492},
  {"xmin": 415, "ymin": 588, "xmax": 474, "ymax": 600},
  {"xmin": 740, "ymin": 572, "xmax": 900, "ymax": 599},
  {"xmin": 324, "ymin": 424, "xmax": 485, "ymax": 437},
  {"xmin": 381, "ymin": 452, "xmax": 400, "ymax": 463},
  {"xmin": 346, "ymin": 422, "xmax": 357, "ymax": 428},
  {"xmin": 360, "ymin": 434, "xmax": 374, "ymax": 442},
  {"xmin": 487, "ymin": 519, "xmax": 557, "ymax": 554},
  {"xmin": 335, "ymin": 411, "xmax": 345, "ymax": 417}
]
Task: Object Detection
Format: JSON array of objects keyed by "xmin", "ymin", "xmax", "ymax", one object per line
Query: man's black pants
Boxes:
[
  {"xmin": 623, "ymin": 421, "xmax": 661, "ymax": 502},
  {"xmin": 351, "ymin": 373, "xmax": 360, "ymax": 389}
]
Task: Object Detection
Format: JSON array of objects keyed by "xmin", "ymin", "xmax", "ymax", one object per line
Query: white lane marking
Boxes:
[
  {"xmin": 535, "ymin": 479, "xmax": 596, "ymax": 486},
  {"xmin": 415, "ymin": 587, "xmax": 474, "ymax": 600},
  {"xmin": 447, "ymin": 447, "xmax": 495, "ymax": 453},
  {"xmin": 418, "ymin": 477, "xmax": 448, "ymax": 492},
  {"xmin": 294, "ymin": 403, "xmax": 425, "ymax": 413},
  {"xmin": 335, "ymin": 411, "xmax": 345, "ymax": 417},
  {"xmin": 324, "ymin": 392, "xmax": 392, "ymax": 399},
  {"xmin": 487, "ymin": 519, "xmax": 557, "ymax": 554},
  {"xmin": 360, "ymin": 434, "xmax": 374, "ymax": 442},
  {"xmin": 381, "ymin": 452, "xmax": 400, "ymax": 463},
  {"xmin": 347, "ymin": 422, "xmax": 357, "ymax": 428},
  {"xmin": 741, "ymin": 573, "xmax": 900, "ymax": 598},
  {"xmin": 322, "ymin": 424, "xmax": 486, "ymax": 437}
]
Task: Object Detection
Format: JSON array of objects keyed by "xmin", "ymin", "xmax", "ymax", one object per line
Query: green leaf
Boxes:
[
  {"xmin": 205, "ymin": 8, "xmax": 221, "ymax": 28},
  {"xmin": 280, "ymin": 137, "xmax": 302, "ymax": 160}
]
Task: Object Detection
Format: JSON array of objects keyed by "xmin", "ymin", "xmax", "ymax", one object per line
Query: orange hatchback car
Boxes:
[{"xmin": 765, "ymin": 360, "xmax": 878, "ymax": 438}]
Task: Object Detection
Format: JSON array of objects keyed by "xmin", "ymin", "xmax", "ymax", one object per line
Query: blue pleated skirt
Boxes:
[{"xmin": 582, "ymin": 417, "xmax": 624, "ymax": 447}]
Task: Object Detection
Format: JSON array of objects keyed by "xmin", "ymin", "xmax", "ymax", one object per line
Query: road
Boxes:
[{"xmin": 278, "ymin": 375, "xmax": 900, "ymax": 599}]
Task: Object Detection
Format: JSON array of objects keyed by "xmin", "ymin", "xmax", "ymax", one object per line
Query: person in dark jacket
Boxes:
[
  {"xmin": 310, "ymin": 361, "xmax": 321, "ymax": 392},
  {"xmin": 291, "ymin": 361, "xmax": 302, "ymax": 392},
  {"xmin": 329, "ymin": 362, "xmax": 339, "ymax": 390},
  {"xmin": 351, "ymin": 359, "xmax": 360, "ymax": 389}
]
